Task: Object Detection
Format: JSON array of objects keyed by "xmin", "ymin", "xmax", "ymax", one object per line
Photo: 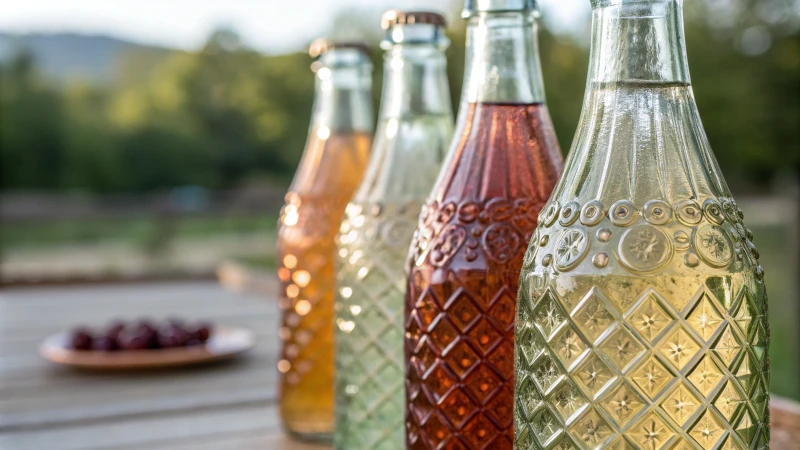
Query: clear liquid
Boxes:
[{"xmin": 335, "ymin": 114, "xmax": 453, "ymax": 449}]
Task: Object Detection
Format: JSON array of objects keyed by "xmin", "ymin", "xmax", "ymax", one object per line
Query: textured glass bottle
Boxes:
[
  {"xmin": 405, "ymin": 1, "xmax": 564, "ymax": 448},
  {"xmin": 334, "ymin": 12, "xmax": 454, "ymax": 449},
  {"xmin": 277, "ymin": 41, "xmax": 373, "ymax": 442},
  {"xmin": 514, "ymin": 1, "xmax": 770, "ymax": 449}
]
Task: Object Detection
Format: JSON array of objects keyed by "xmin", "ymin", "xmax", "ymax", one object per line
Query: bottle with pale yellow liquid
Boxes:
[
  {"xmin": 514, "ymin": 0, "xmax": 770, "ymax": 448},
  {"xmin": 277, "ymin": 40, "xmax": 373, "ymax": 442}
]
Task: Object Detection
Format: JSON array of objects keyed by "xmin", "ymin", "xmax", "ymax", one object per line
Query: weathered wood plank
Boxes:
[
  {"xmin": 0, "ymin": 403, "xmax": 280, "ymax": 450},
  {"xmin": 0, "ymin": 282, "xmax": 286, "ymax": 435},
  {"xmin": 0, "ymin": 356, "xmax": 278, "ymax": 430},
  {"xmin": 152, "ymin": 429, "xmax": 331, "ymax": 450}
]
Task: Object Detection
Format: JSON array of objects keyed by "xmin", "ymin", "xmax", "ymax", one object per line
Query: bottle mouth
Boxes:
[
  {"xmin": 309, "ymin": 39, "xmax": 369, "ymax": 59},
  {"xmin": 591, "ymin": 0, "xmax": 675, "ymax": 8},
  {"xmin": 462, "ymin": 0, "xmax": 540, "ymax": 18},
  {"xmin": 309, "ymin": 39, "xmax": 372, "ymax": 71},
  {"xmin": 381, "ymin": 10, "xmax": 450, "ymax": 48}
]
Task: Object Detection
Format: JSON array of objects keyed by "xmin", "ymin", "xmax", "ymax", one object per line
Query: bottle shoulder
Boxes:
[
  {"xmin": 431, "ymin": 103, "xmax": 563, "ymax": 207},
  {"xmin": 521, "ymin": 202, "xmax": 767, "ymax": 311},
  {"xmin": 289, "ymin": 132, "xmax": 372, "ymax": 195},
  {"xmin": 337, "ymin": 201, "xmax": 425, "ymax": 270},
  {"xmin": 551, "ymin": 84, "xmax": 730, "ymax": 209},
  {"xmin": 352, "ymin": 115, "xmax": 453, "ymax": 203},
  {"xmin": 407, "ymin": 196, "xmax": 545, "ymax": 273}
]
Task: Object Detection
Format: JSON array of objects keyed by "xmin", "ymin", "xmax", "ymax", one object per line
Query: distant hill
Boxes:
[{"xmin": 0, "ymin": 32, "xmax": 173, "ymax": 85}]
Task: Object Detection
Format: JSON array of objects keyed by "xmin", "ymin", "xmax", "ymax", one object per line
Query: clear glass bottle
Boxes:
[
  {"xmin": 334, "ymin": 11, "xmax": 454, "ymax": 450},
  {"xmin": 277, "ymin": 40, "xmax": 373, "ymax": 442},
  {"xmin": 514, "ymin": 1, "xmax": 770, "ymax": 449},
  {"xmin": 405, "ymin": 1, "xmax": 564, "ymax": 448}
]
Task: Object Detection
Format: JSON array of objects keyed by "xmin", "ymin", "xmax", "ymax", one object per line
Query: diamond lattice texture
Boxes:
[
  {"xmin": 515, "ymin": 253, "xmax": 770, "ymax": 450},
  {"xmin": 335, "ymin": 203, "xmax": 419, "ymax": 449}
]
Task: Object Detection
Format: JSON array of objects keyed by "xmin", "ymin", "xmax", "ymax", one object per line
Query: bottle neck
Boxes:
[
  {"xmin": 311, "ymin": 50, "xmax": 374, "ymax": 133},
  {"xmin": 380, "ymin": 42, "xmax": 452, "ymax": 119},
  {"xmin": 588, "ymin": 0, "xmax": 690, "ymax": 85},
  {"xmin": 461, "ymin": 11, "xmax": 546, "ymax": 104},
  {"xmin": 551, "ymin": 0, "xmax": 731, "ymax": 207}
]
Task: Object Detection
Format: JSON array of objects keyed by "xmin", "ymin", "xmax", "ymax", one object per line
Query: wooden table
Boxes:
[
  {"xmin": 1, "ymin": 281, "xmax": 798, "ymax": 449},
  {"xmin": 0, "ymin": 281, "xmax": 326, "ymax": 449}
]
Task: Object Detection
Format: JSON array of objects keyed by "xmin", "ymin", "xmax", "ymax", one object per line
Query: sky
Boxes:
[{"xmin": 0, "ymin": 0, "xmax": 590, "ymax": 53}]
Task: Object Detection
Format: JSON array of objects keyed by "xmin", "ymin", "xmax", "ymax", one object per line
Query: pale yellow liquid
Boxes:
[{"xmin": 514, "ymin": 85, "xmax": 770, "ymax": 449}]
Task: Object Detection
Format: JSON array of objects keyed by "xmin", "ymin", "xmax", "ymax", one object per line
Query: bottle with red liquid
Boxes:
[{"xmin": 405, "ymin": 1, "xmax": 564, "ymax": 448}]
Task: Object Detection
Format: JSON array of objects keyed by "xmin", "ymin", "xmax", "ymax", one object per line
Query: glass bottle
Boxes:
[
  {"xmin": 405, "ymin": 1, "xmax": 564, "ymax": 448},
  {"xmin": 334, "ymin": 11, "xmax": 454, "ymax": 449},
  {"xmin": 514, "ymin": 1, "xmax": 770, "ymax": 449},
  {"xmin": 277, "ymin": 40, "xmax": 373, "ymax": 442}
]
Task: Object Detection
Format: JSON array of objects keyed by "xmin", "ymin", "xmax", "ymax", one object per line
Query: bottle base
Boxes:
[{"xmin": 284, "ymin": 428, "xmax": 333, "ymax": 444}]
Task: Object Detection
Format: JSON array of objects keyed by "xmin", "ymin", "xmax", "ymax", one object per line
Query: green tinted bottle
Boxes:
[{"xmin": 334, "ymin": 11, "xmax": 454, "ymax": 450}]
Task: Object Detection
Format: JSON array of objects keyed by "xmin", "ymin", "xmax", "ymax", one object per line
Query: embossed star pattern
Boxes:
[
  {"xmin": 556, "ymin": 230, "xmax": 586, "ymax": 266},
  {"xmin": 558, "ymin": 329, "xmax": 583, "ymax": 360},
  {"xmin": 629, "ymin": 229, "xmax": 664, "ymax": 262},
  {"xmin": 700, "ymin": 228, "xmax": 731, "ymax": 260}
]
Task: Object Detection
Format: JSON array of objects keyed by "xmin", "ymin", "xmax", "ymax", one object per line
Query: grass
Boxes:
[
  {"xmin": 749, "ymin": 224, "xmax": 800, "ymax": 401},
  {"xmin": 1, "ymin": 214, "xmax": 279, "ymax": 250}
]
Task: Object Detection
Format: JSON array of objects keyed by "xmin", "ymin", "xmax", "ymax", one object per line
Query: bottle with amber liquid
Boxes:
[
  {"xmin": 277, "ymin": 40, "xmax": 373, "ymax": 442},
  {"xmin": 334, "ymin": 12, "xmax": 454, "ymax": 449},
  {"xmin": 405, "ymin": 1, "xmax": 564, "ymax": 448},
  {"xmin": 514, "ymin": 0, "xmax": 770, "ymax": 449}
]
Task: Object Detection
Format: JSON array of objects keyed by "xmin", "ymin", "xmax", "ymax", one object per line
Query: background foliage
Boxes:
[{"xmin": 1, "ymin": 0, "xmax": 798, "ymax": 194}]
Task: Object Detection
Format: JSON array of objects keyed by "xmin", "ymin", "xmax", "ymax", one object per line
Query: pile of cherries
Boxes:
[{"xmin": 69, "ymin": 318, "xmax": 213, "ymax": 352}]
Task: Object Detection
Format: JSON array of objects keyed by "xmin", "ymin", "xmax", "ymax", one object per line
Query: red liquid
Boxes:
[{"xmin": 405, "ymin": 103, "xmax": 563, "ymax": 450}]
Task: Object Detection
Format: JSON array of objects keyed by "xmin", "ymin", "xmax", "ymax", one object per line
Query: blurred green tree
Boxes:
[
  {"xmin": 0, "ymin": 4, "xmax": 797, "ymax": 194},
  {"xmin": 1, "ymin": 51, "xmax": 67, "ymax": 190}
]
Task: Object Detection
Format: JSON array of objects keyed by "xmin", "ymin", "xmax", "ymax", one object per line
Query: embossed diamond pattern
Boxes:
[
  {"xmin": 661, "ymin": 382, "xmax": 701, "ymax": 427},
  {"xmin": 687, "ymin": 294, "xmax": 724, "ymax": 342},
  {"xmin": 713, "ymin": 381, "xmax": 744, "ymax": 421},
  {"xmin": 408, "ymin": 258, "xmax": 521, "ymax": 449},
  {"xmin": 600, "ymin": 382, "xmax": 646, "ymax": 428},
  {"xmin": 569, "ymin": 409, "xmax": 614, "ymax": 448},
  {"xmin": 534, "ymin": 291, "xmax": 568, "ymax": 339},
  {"xmin": 553, "ymin": 325, "xmax": 589, "ymax": 370},
  {"xmin": 335, "ymin": 204, "xmax": 418, "ymax": 449},
  {"xmin": 531, "ymin": 408, "xmax": 561, "ymax": 443},
  {"xmin": 689, "ymin": 410, "xmax": 725, "ymax": 449},
  {"xmin": 573, "ymin": 289, "xmax": 617, "ymax": 343},
  {"xmin": 599, "ymin": 326, "xmax": 646, "ymax": 371},
  {"xmin": 532, "ymin": 353, "xmax": 565, "ymax": 394},
  {"xmin": 629, "ymin": 293, "xmax": 673, "ymax": 343},
  {"xmin": 515, "ymin": 283, "xmax": 768, "ymax": 449},
  {"xmin": 712, "ymin": 325, "xmax": 742, "ymax": 369},
  {"xmin": 688, "ymin": 356, "xmax": 724, "ymax": 398},
  {"xmin": 550, "ymin": 382, "xmax": 589, "ymax": 422},
  {"xmin": 574, "ymin": 351, "xmax": 616, "ymax": 399},
  {"xmin": 631, "ymin": 358, "xmax": 671, "ymax": 399},
  {"xmin": 658, "ymin": 327, "xmax": 701, "ymax": 371},
  {"xmin": 465, "ymin": 363, "xmax": 502, "ymax": 404},
  {"xmin": 628, "ymin": 412, "xmax": 671, "ymax": 449}
]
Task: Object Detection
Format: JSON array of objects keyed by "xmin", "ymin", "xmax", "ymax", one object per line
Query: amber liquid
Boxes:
[
  {"xmin": 406, "ymin": 103, "xmax": 563, "ymax": 449},
  {"xmin": 277, "ymin": 130, "xmax": 371, "ymax": 440}
]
